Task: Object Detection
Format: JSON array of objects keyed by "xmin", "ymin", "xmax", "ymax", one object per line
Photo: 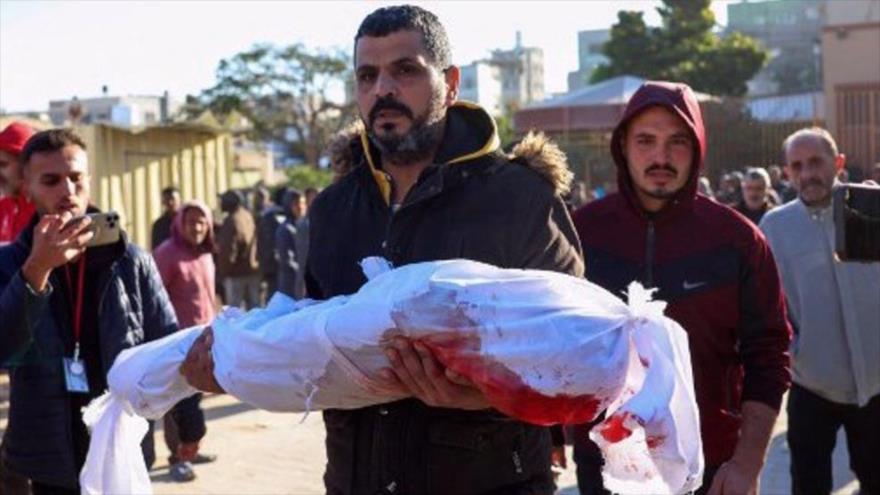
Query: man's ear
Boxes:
[
  {"xmin": 835, "ymin": 153, "xmax": 846, "ymax": 171},
  {"xmin": 444, "ymin": 65, "xmax": 460, "ymax": 105}
]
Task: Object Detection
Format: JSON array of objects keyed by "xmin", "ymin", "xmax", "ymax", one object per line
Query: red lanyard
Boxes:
[{"xmin": 64, "ymin": 252, "xmax": 87, "ymax": 359}]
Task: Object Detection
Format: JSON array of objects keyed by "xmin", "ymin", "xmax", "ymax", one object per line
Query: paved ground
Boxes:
[{"xmin": 0, "ymin": 372, "xmax": 861, "ymax": 494}]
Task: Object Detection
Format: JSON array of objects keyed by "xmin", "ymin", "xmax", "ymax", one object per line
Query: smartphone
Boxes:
[
  {"xmin": 834, "ymin": 183, "xmax": 880, "ymax": 262},
  {"xmin": 86, "ymin": 211, "xmax": 122, "ymax": 247}
]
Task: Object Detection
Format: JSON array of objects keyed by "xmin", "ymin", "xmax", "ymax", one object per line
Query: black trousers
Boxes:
[
  {"xmin": 30, "ymin": 481, "xmax": 77, "ymax": 495},
  {"xmin": 787, "ymin": 383, "xmax": 880, "ymax": 495}
]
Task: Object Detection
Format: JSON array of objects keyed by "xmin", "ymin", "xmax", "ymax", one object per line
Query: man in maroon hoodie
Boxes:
[
  {"xmin": 0, "ymin": 122, "xmax": 37, "ymax": 245},
  {"xmin": 571, "ymin": 81, "xmax": 792, "ymax": 495}
]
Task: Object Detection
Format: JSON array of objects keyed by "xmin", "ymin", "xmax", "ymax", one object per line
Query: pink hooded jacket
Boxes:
[{"xmin": 153, "ymin": 201, "xmax": 217, "ymax": 328}]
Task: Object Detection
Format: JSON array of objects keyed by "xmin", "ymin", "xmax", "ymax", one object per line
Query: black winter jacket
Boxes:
[
  {"xmin": 0, "ymin": 218, "xmax": 178, "ymax": 488},
  {"xmin": 306, "ymin": 103, "xmax": 584, "ymax": 495}
]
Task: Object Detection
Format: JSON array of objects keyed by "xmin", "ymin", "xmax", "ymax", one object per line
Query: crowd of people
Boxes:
[
  {"xmin": 151, "ymin": 183, "xmax": 318, "ymax": 312},
  {"xmin": 1, "ymin": 4, "xmax": 878, "ymax": 495}
]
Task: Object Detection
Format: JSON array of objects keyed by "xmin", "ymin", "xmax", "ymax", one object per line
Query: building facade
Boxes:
[
  {"xmin": 727, "ymin": 0, "xmax": 827, "ymax": 96},
  {"xmin": 489, "ymin": 32, "xmax": 545, "ymax": 111},
  {"xmin": 567, "ymin": 29, "xmax": 611, "ymax": 92},
  {"xmin": 48, "ymin": 92, "xmax": 179, "ymax": 127},
  {"xmin": 459, "ymin": 61, "xmax": 503, "ymax": 116},
  {"xmin": 822, "ymin": 0, "xmax": 880, "ymax": 177}
]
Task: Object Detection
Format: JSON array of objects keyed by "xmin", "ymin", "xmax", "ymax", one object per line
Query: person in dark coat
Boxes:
[
  {"xmin": 274, "ymin": 189, "xmax": 305, "ymax": 299},
  {"xmin": 151, "ymin": 186, "xmax": 180, "ymax": 250},
  {"xmin": 734, "ymin": 167, "xmax": 776, "ymax": 225},
  {"xmin": 182, "ymin": 5, "xmax": 583, "ymax": 494},
  {"xmin": 256, "ymin": 187, "xmax": 287, "ymax": 304},
  {"xmin": 0, "ymin": 129, "xmax": 179, "ymax": 494},
  {"xmin": 216, "ymin": 190, "xmax": 260, "ymax": 309}
]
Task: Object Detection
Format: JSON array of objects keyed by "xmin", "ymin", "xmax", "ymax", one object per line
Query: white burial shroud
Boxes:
[{"xmin": 80, "ymin": 257, "xmax": 704, "ymax": 495}]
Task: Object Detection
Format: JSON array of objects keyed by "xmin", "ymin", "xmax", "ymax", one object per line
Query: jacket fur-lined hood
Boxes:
[
  {"xmin": 507, "ymin": 131, "xmax": 573, "ymax": 196},
  {"xmin": 326, "ymin": 103, "xmax": 573, "ymax": 197}
]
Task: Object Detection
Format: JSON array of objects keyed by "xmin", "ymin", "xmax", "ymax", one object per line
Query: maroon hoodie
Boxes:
[
  {"xmin": 153, "ymin": 201, "xmax": 217, "ymax": 328},
  {"xmin": 572, "ymin": 81, "xmax": 792, "ymax": 466}
]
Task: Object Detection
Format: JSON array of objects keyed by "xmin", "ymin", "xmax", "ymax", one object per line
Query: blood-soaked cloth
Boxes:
[{"xmin": 82, "ymin": 257, "xmax": 703, "ymax": 495}]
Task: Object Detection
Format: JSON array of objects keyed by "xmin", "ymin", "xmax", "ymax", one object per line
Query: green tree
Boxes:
[
  {"xmin": 590, "ymin": 11, "xmax": 658, "ymax": 83},
  {"xmin": 282, "ymin": 165, "xmax": 335, "ymax": 191},
  {"xmin": 187, "ymin": 43, "xmax": 356, "ymax": 166},
  {"xmin": 592, "ymin": 0, "xmax": 768, "ymax": 97}
]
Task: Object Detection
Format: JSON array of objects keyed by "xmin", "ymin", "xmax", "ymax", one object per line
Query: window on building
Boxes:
[{"xmin": 837, "ymin": 84, "xmax": 880, "ymax": 171}]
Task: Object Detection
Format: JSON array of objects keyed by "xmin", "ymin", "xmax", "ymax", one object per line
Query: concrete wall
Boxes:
[
  {"xmin": 822, "ymin": 2, "xmax": 880, "ymax": 171},
  {"xmin": 77, "ymin": 124, "xmax": 233, "ymax": 248}
]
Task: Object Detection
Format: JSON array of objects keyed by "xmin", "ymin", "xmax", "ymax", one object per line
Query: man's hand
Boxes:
[
  {"xmin": 379, "ymin": 337, "xmax": 490, "ymax": 410},
  {"xmin": 551, "ymin": 445, "xmax": 567, "ymax": 482},
  {"xmin": 180, "ymin": 327, "xmax": 225, "ymax": 393},
  {"xmin": 706, "ymin": 457, "xmax": 760, "ymax": 495},
  {"xmin": 551, "ymin": 445, "xmax": 567, "ymax": 469},
  {"xmin": 707, "ymin": 400, "xmax": 777, "ymax": 495},
  {"xmin": 22, "ymin": 212, "xmax": 94, "ymax": 292}
]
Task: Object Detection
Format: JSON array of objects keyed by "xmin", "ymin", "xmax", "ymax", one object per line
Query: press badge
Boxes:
[{"xmin": 63, "ymin": 357, "xmax": 90, "ymax": 393}]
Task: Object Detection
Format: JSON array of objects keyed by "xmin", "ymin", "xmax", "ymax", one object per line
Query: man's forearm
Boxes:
[
  {"xmin": 730, "ymin": 400, "xmax": 779, "ymax": 470},
  {"xmin": 21, "ymin": 256, "xmax": 52, "ymax": 293}
]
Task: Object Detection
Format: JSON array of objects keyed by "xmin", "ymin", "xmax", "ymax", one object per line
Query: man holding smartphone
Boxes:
[
  {"xmin": 759, "ymin": 128, "xmax": 880, "ymax": 495},
  {"xmin": 0, "ymin": 128, "xmax": 179, "ymax": 494}
]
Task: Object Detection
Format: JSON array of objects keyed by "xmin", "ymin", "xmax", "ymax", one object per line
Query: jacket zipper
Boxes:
[
  {"xmin": 645, "ymin": 220, "xmax": 655, "ymax": 286},
  {"xmin": 381, "ymin": 172, "xmax": 396, "ymax": 261}
]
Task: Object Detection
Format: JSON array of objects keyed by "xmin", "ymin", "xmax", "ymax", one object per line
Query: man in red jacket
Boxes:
[
  {"xmin": 571, "ymin": 81, "xmax": 792, "ymax": 495},
  {"xmin": 0, "ymin": 122, "xmax": 37, "ymax": 244},
  {"xmin": 0, "ymin": 121, "xmax": 35, "ymax": 494}
]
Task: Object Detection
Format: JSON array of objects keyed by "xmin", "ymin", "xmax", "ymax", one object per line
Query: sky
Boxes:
[{"xmin": 0, "ymin": 0, "xmax": 732, "ymax": 113}]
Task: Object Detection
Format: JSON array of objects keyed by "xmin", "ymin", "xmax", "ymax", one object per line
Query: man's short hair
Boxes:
[
  {"xmin": 783, "ymin": 127, "xmax": 839, "ymax": 158},
  {"xmin": 744, "ymin": 167, "xmax": 770, "ymax": 188},
  {"xmin": 21, "ymin": 128, "xmax": 87, "ymax": 167},
  {"xmin": 162, "ymin": 186, "xmax": 180, "ymax": 197},
  {"xmin": 355, "ymin": 5, "xmax": 451, "ymax": 68},
  {"xmin": 283, "ymin": 188, "xmax": 303, "ymax": 209}
]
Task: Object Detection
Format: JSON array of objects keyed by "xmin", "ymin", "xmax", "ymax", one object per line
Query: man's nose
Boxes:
[
  {"xmin": 64, "ymin": 177, "xmax": 77, "ymax": 195},
  {"xmin": 651, "ymin": 146, "xmax": 671, "ymax": 166},
  {"xmin": 374, "ymin": 71, "xmax": 398, "ymax": 98}
]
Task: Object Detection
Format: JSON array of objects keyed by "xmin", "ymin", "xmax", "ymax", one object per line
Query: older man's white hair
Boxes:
[{"xmin": 782, "ymin": 127, "xmax": 839, "ymax": 158}]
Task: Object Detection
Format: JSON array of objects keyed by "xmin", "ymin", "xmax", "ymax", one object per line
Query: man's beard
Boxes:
[
  {"xmin": 798, "ymin": 177, "xmax": 832, "ymax": 206},
  {"xmin": 365, "ymin": 92, "xmax": 446, "ymax": 166},
  {"xmin": 639, "ymin": 163, "xmax": 684, "ymax": 200}
]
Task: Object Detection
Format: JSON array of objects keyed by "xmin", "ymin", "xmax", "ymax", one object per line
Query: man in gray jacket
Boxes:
[{"xmin": 760, "ymin": 127, "xmax": 879, "ymax": 495}]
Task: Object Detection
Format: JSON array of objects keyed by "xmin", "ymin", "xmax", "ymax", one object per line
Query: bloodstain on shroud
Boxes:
[
  {"xmin": 598, "ymin": 411, "xmax": 667, "ymax": 450},
  {"xmin": 419, "ymin": 332, "xmax": 602, "ymax": 426}
]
